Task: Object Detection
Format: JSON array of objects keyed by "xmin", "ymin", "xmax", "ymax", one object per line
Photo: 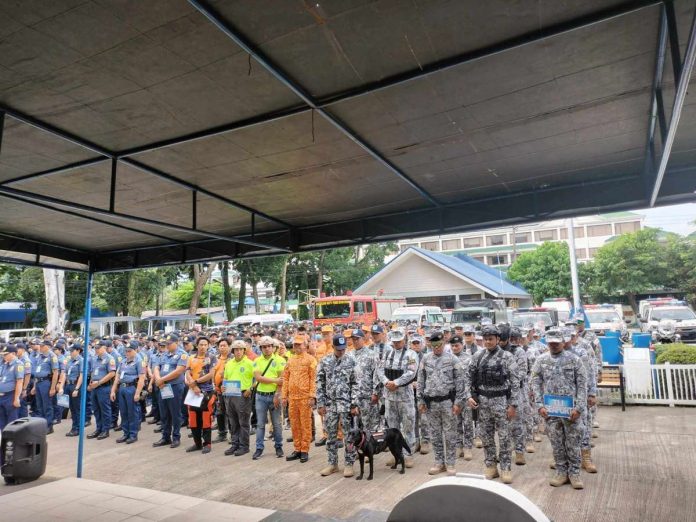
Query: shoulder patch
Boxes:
[
  {"xmin": 51, "ymin": 356, "xmax": 58, "ymax": 363},
  {"xmin": 180, "ymin": 353, "xmax": 188, "ymax": 360}
]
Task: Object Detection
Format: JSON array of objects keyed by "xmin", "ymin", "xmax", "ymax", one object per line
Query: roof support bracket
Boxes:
[
  {"xmin": 192, "ymin": 190, "xmax": 197, "ymax": 230},
  {"xmin": 0, "ymin": 110, "xmax": 5, "ymax": 156},
  {"xmin": 665, "ymin": 0, "xmax": 682, "ymax": 83},
  {"xmin": 109, "ymin": 158, "xmax": 117, "ymax": 213}
]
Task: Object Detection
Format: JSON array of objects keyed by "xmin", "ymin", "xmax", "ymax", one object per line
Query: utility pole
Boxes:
[{"xmin": 567, "ymin": 218, "xmax": 582, "ymax": 312}]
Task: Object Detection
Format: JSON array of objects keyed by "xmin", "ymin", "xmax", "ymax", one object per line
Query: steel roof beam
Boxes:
[
  {"xmin": 0, "ymin": 157, "xmax": 109, "ymax": 186},
  {"xmin": 0, "ymin": 186, "xmax": 291, "ymax": 252},
  {"xmin": 188, "ymin": 0, "xmax": 441, "ymax": 208},
  {"xmin": 650, "ymin": 4, "xmax": 696, "ymax": 206}
]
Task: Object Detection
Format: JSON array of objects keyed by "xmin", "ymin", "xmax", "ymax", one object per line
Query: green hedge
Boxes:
[{"xmin": 655, "ymin": 344, "xmax": 696, "ymax": 364}]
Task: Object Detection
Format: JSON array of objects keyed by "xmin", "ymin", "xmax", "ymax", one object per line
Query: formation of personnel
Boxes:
[{"xmin": 0, "ymin": 315, "xmax": 602, "ymax": 488}]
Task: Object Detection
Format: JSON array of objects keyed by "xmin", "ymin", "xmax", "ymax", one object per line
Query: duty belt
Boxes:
[
  {"xmin": 120, "ymin": 382, "xmax": 136, "ymax": 387},
  {"xmin": 478, "ymin": 389, "xmax": 508, "ymax": 398},
  {"xmin": 35, "ymin": 377, "xmax": 50, "ymax": 382},
  {"xmin": 423, "ymin": 393, "xmax": 454, "ymax": 404},
  {"xmin": 68, "ymin": 380, "xmax": 78, "ymax": 385},
  {"xmin": 256, "ymin": 390, "xmax": 276, "ymax": 396}
]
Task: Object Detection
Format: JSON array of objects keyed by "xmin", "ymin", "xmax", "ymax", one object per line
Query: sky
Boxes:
[{"xmin": 638, "ymin": 202, "xmax": 696, "ymax": 236}]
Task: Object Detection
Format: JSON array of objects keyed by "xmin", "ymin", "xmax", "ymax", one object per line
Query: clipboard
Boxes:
[
  {"xmin": 184, "ymin": 389, "xmax": 204, "ymax": 408},
  {"xmin": 56, "ymin": 393, "xmax": 70, "ymax": 408},
  {"xmin": 160, "ymin": 384, "xmax": 174, "ymax": 400}
]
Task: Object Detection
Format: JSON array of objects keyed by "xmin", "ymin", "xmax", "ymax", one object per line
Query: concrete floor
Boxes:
[{"xmin": 2, "ymin": 406, "xmax": 695, "ymax": 521}]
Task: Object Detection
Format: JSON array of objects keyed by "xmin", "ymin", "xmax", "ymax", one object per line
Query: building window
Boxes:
[
  {"xmin": 514, "ymin": 232, "xmax": 530, "ymax": 243},
  {"xmin": 535, "ymin": 229, "xmax": 557, "ymax": 242},
  {"xmin": 459, "ymin": 293, "xmax": 482, "ymax": 300},
  {"xmin": 488, "ymin": 254, "xmax": 508, "ymax": 266},
  {"xmin": 487, "ymin": 234, "xmax": 507, "ymax": 246},
  {"xmin": 462, "ymin": 236, "xmax": 482, "ymax": 248},
  {"xmin": 442, "ymin": 238, "xmax": 461, "ymax": 250},
  {"xmin": 574, "ymin": 226, "xmax": 585, "ymax": 238},
  {"xmin": 588, "ymin": 248, "xmax": 599, "ymax": 258},
  {"xmin": 472, "ymin": 256, "xmax": 485, "ymax": 263},
  {"xmin": 421, "ymin": 241, "xmax": 440, "ymax": 251},
  {"xmin": 615, "ymin": 221, "xmax": 640, "ymax": 234},
  {"xmin": 400, "ymin": 243, "xmax": 418, "ymax": 252},
  {"xmin": 587, "ymin": 224, "xmax": 612, "ymax": 237},
  {"xmin": 575, "ymin": 248, "xmax": 587, "ymax": 259}
]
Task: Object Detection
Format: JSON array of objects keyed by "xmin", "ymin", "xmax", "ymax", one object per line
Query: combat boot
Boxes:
[
  {"xmin": 593, "ymin": 419, "xmax": 599, "ymax": 429},
  {"xmin": 514, "ymin": 452, "xmax": 526, "ymax": 465},
  {"xmin": 549, "ymin": 460, "xmax": 556, "ymax": 470},
  {"xmin": 463, "ymin": 449, "xmax": 473, "ymax": 461},
  {"xmin": 320, "ymin": 464, "xmax": 339, "ymax": 476},
  {"xmin": 343, "ymin": 464, "xmax": 354, "ymax": 478},
  {"xmin": 500, "ymin": 470, "xmax": 513, "ymax": 484},
  {"xmin": 525, "ymin": 442, "xmax": 536, "ymax": 453},
  {"xmin": 420, "ymin": 441, "xmax": 431, "ymax": 454},
  {"xmin": 385, "ymin": 456, "xmax": 395, "ymax": 467},
  {"xmin": 592, "ymin": 431, "xmax": 598, "ymax": 439},
  {"xmin": 428, "ymin": 464, "xmax": 446, "ymax": 475},
  {"xmin": 533, "ymin": 433, "xmax": 542, "ymax": 443},
  {"xmin": 474, "ymin": 437, "xmax": 483, "ymax": 448},
  {"xmin": 457, "ymin": 446, "xmax": 465, "ymax": 458},
  {"xmin": 446, "ymin": 465, "xmax": 456, "ymax": 476},
  {"xmin": 404, "ymin": 456, "xmax": 414, "ymax": 468},
  {"xmin": 569, "ymin": 475, "xmax": 584, "ymax": 489},
  {"xmin": 549, "ymin": 474, "xmax": 569, "ymax": 487},
  {"xmin": 413, "ymin": 441, "xmax": 421, "ymax": 453},
  {"xmin": 581, "ymin": 449, "xmax": 597, "ymax": 473},
  {"xmin": 484, "ymin": 466, "xmax": 499, "ymax": 480}
]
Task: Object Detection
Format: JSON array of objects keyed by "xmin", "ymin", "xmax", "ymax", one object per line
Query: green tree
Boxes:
[
  {"xmin": 165, "ymin": 280, "xmax": 233, "ymax": 311},
  {"xmin": 507, "ymin": 242, "xmax": 572, "ymax": 304}
]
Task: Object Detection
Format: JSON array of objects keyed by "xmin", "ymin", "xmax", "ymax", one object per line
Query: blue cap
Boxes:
[
  {"xmin": 332, "ymin": 335, "xmax": 347, "ymax": 349},
  {"xmin": 125, "ymin": 341, "xmax": 139, "ymax": 351},
  {"xmin": 1, "ymin": 345, "xmax": 18, "ymax": 354},
  {"xmin": 165, "ymin": 333, "xmax": 179, "ymax": 343},
  {"xmin": 350, "ymin": 329, "xmax": 365, "ymax": 339},
  {"xmin": 371, "ymin": 325, "xmax": 383, "ymax": 334}
]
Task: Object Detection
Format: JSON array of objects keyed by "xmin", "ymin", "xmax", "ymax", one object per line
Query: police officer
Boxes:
[
  {"xmin": 52, "ymin": 343, "xmax": 68, "ymax": 424},
  {"xmin": 462, "ymin": 326, "xmax": 478, "ymax": 356},
  {"xmin": 111, "ymin": 341, "xmax": 146, "ymax": 444},
  {"xmin": 519, "ymin": 328, "xmax": 539, "ymax": 452},
  {"xmin": 350, "ymin": 329, "xmax": 377, "ymax": 435},
  {"xmin": 87, "ymin": 340, "xmax": 117, "ymax": 440},
  {"xmin": 417, "ymin": 332, "xmax": 467, "ymax": 475},
  {"xmin": 14, "ymin": 342, "xmax": 32, "ymax": 418},
  {"xmin": 153, "ymin": 333, "xmax": 187, "ymax": 449},
  {"xmin": 317, "ymin": 334, "xmax": 359, "ymax": 477},
  {"xmin": 531, "ymin": 328, "xmax": 587, "ymax": 489},
  {"xmin": 31, "ymin": 340, "xmax": 59, "ymax": 433},
  {"xmin": 449, "ymin": 334, "xmax": 475, "ymax": 461},
  {"xmin": 376, "ymin": 328, "xmax": 417, "ymax": 468},
  {"xmin": 147, "ymin": 338, "xmax": 166, "ymax": 426},
  {"xmin": 368, "ymin": 324, "xmax": 389, "ymax": 432},
  {"xmin": 65, "ymin": 343, "xmax": 88, "ymax": 437},
  {"xmin": 467, "ymin": 325, "xmax": 519, "ymax": 484},
  {"xmin": 0, "ymin": 345, "xmax": 24, "ymax": 430},
  {"xmin": 409, "ymin": 335, "xmax": 430, "ymax": 455},
  {"xmin": 505, "ymin": 326, "xmax": 530, "ymax": 466},
  {"xmin": 104, "ymin": 340, "xmax": 123, "ymax": 430}
]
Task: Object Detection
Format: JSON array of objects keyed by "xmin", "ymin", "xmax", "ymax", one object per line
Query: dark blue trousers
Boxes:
[
  {"xmin": 35, "ymin": 379, "xmax": 54, "ymax": 428},
  {"xmin": 91, "ymin": 384, "xmax": 112, "ymax": 433},
  {"xmin": 117, "ymin": 385, "xmax": 140, "ymax": 439},
  {"xmin": 160, "ymin": 383, "xmax": 184, "ymax": 443}
]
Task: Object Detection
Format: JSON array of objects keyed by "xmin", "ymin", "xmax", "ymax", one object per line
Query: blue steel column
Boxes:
[{"xmin": 76, "ymin": 270, "xmax": 94, "ymax": 478}]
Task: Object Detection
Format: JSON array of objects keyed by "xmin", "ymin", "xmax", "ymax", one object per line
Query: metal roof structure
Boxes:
[{"xmin": 1, "ymin": 0, "xmax": 696, "ymax": 273}]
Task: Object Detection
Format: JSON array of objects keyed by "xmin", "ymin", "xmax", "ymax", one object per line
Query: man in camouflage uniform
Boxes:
[
  {"xmin": 575, "ymin": 315, "xmax": 601, "ymax": 432},
  {"xmin": 316, "ymin": 334, "xmax": 359, "ymax": 477},
  {"xmin": 350, "ymin": 330, "xmax": 378, "ymax": 433},
  {"xmin": 369, "ymin": 324, "xmax": 389, "ymax": 431},
  {"xmin": 532, "ymin": 328, "xmax": 587, "ymax": 489},
  {"xmin": 565, "ymin": 326, "xmax": 598, "ymax": 474},
  {"xmin": 376, "ymin": 328, "xmax": 417, "ymax": 468},
  {"xmin": 409, "ymin": 335, "xmax": 430, "ymax": 454},
  {"xmin": 450, "ymin": 334, "xmax": 475, "ymax": 461},
  {"xmin": 499, "ymin": 325, "xmax": 529, "ymax": 466},
  {"xmin": 467, "ymin": 325, "xmax": 520, "ymax": 484},
  {"xmin": 519, "ymin": 328, "xmax": 539, "ymax": 452},
  {"xmin": 418, "ymin": 331, "xmax": 467, "ymax": 475}
]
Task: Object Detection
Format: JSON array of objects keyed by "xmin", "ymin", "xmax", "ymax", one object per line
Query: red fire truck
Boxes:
[{"xmin": 310, "ymin": 292, "xmax": 406, "ymax": 327}]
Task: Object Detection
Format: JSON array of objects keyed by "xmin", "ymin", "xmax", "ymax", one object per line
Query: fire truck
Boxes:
[{"xmin": 310, "ymin": 292, "xmax": 406, "ymax": 327}]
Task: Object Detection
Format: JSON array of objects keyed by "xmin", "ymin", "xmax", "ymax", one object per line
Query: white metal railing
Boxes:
[{"xmin": 598, "ymin": 363, "xmax": 696, "ymax": 407}]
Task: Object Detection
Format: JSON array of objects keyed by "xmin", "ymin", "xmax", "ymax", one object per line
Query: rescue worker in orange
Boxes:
[
  {"xmin": 282, "ymin": 334, "xmax": 316, "ymax": 463},
  {"xmin": 213, "ymin": 338, "xmax": 231, "ymax": 443},
  {"xmin": 184, "ymin": 336, "xmax": 216, "ymax": 454}
]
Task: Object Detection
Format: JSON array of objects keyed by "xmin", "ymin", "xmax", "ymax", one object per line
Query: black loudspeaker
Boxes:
[{"xmin": 1, "ymin": 417, "xmax": 48, "ymax": 485}]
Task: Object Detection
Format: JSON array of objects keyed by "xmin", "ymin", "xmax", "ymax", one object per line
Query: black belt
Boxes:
[
  {"xmin": 35, "ymin": 377, "xmax": 50, "ymax": 382},
  {"xmin": 68, "ymin": 380, "xmax": 78, "ymax": 385},
  {"xmin": 424, "ymin": 394, "xmax": 453, "ymax": 403},
  {"xmin": 256, "ymin": 390, "xmax": 276, "ymax": 396},
  {"xmin": 478, "ymin": 389, "xmax": 509, "ymax": 398},
  {"xmin": 120, "ymin": 382, "xmax": 136, "ymax": 387}
]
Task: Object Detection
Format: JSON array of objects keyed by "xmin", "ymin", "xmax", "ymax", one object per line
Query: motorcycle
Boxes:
[{"xmin": 651, "ymin": 320, "xmax": 681, "ymax": 344}]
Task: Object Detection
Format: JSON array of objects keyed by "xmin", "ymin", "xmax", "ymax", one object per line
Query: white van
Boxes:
[
  {"xmin": 0, "ymin": 328, "xmax": 43, "ymax": 342},
  {"xmin": 391, "ymin": 306, "xmax": 444, "ymax": 326},
  {"xmin": 231, "ymin": 313, "xmax": 293, "ymax": 328}
]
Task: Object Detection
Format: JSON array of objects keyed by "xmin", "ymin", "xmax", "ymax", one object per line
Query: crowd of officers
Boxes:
[{"xmin": 0, "ymin": 317, "xmax": 602, "ymax": 489}]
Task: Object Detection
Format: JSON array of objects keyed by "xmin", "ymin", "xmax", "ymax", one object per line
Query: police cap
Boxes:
[
  {"xmin": 450, "ymin": 335, "xmax": 463, "ymax": 345},
  {"xmin": 428, "ymin": 331, "xmax": 444, "ymax": 343},
  {"xmin": 332, "ymin": 334, "xmax": 347, "ymax": 349},
  {"xmin": 546, "ymin": 329, "xmax": 563, "ymax": 343},
  {"xmin": 387, "ymin": 328, "xmax": 405, "ymax": 342},
  {"xmin": 371, "ymin": 324, "xmax": 384, "ymax": 334}
]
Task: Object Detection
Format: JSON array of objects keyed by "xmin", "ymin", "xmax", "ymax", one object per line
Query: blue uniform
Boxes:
[
  {"xmin": 117, "ymin": 356, "xmax": 145, "ymax": 440},
  {"xmin": 0, "ymin": 358, "xmax": 24, "ymax": 430},
  {"xmin": 34, "ymin": 351, "xmax": 59, "ymax": 428},
  {"xmin": 18, "ymin": 352, "xmax": 31, "ymax": 417},
  {"xmin": 65, "ymin": 355, "xmax": 89, "ymax": 432},
  {"xmin": 52, "ymin": 353, "xmax": 68, "ymax": 423},
  {"xmin": 149, "ymin": 349, "xmax": 164, "ymax": 422},
  {"xmin": 158, "ymin": 348, "xmax": 188, "ymax": 443},
  {"xmin": 107, "ymin": 349, "xmax": 124, "ymax": 428},
  {"xmin": 90, "ymin": 353, "xmax": 117, "ymax": 434}
]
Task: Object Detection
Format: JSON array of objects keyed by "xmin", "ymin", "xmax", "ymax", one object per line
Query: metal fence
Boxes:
[{"xmin": 598, "ymin": 363, "xmax": 696, "ymax": 407}]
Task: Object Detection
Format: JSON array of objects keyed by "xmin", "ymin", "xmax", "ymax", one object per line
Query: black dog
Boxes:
[{"xmin": 346, "ymin": 420, "xmax": 412, "ymax": 481}]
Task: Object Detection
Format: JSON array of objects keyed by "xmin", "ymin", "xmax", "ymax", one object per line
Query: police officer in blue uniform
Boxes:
[
  {"xmin": 65, "ymin": 343, "xmax": 88, "ymax": 437},
  {"xmin": 15, "ymin": 342, "xmax": 32, "ymax": 418},
  {"xmin": 0, "ymin": 345, "xmax": 24, "ymax": 430},
  {"xmin": 147, "ymin": 338, "xmax": 164, "ymax": 425},
  {"xmin": 111, "ymin": 341, "xmax": 146, "ymax": 444},
  {"xmin": 31, "ymin": 340, "xmax": 59, "ymax": 433},
  {"xmin": 153, "ymin": 333, "xmax": 188, "ymax": 449},
  {"xmin": 52, "ymin": 343, "xmax": 68, "ymax": 424},
  {"xmin": 87, "ymin": 340, "xmax": 117, "ymax": 440},
  {"xmin": 105, "ymin": 340, "xmax": 124, "ymax": 430}
]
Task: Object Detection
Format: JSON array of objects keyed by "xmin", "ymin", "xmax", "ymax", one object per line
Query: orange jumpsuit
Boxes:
[{"xmin": 282, "ymin": 352, "xmax": 317, "ymax": 453}]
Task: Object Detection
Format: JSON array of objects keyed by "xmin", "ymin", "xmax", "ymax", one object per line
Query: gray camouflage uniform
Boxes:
[
  {"xmin": 417, "ymin": 351, "xmax": 467, "ymax": 467},
  {"xmin": 452, "ymin": 349, "xmax": 475, "ymax": 450},
  {"xmin": 352, "ymin": 345, "xmax": 379, "ymax": 431},
  {"xmin": 376, "ymin": 346, "xmax": 418, "ymax": 448},
  {"xmin": 568, "ymin": 342, "xmax": 597, "ymax": 451},
  {"xmin": 371, "ymin": 341, "xmax": 389, "ymax": 429},
  {"xmin": 469, "ymin": 346, "xmax": 520, "ymax": 471},
  {"xmin": 316, "ymin": 353, "xmax": 359, "ymax": 466},
  {"xmin": 413, "ymin": 349, "xmax": 430, "ymax": 446},
  {"xmin": 522, "ymin": 343, "xmax": 539, "ymax": 440},
  {"xmin": 531, "ymin": 350, "xmax": 588, "ymax": 478},
  {"xmin": 503, "ymin": 343, "xmax": 529, "ymax": 454}
]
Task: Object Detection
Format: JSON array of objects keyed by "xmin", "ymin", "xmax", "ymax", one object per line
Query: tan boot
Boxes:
[
  {"xmin": 404, "ymin": 456, "xmax": 414, "ymax": 468},
  {"xmin": 474, "ymin": 437, "xmax": 483, "ymax": 448},
  {"xmin": 428, "ymin": 464, "xmax": 446, "ymax": 475},
  {"xmin": 463, "ymin": 449, "xmax": 473, "ymax": 461},
  {"xmin": 549, "ymin": 474, "xmax": 569, "ymax": 487},
  {"xmin": 320, "ymin": 464, "xmax": 339, "ymax": 476},
  {"xmin": 592, "ymin": 431, "xmax": 598, "ymax": 439},
  {"xmin": 500, "ymin": 469, "xmax": 513, "ymax": 484},
  {"xmin": 525, "ymin": 443, "xmax": 536, "ymax": 453},
  {"xmin": 593, "ymin": 419, "xmax": 599, "ymax": 429},
  {"xmin": 343, "ymin": 464, "xmax": 354, "ymax": 478},
  {"xmin": 446, "ymin": 465, "xmax": 456, "ymax": 476},
  {"xmin": 420, "ymin": 442, "xmax": 431, "ymax": 455},
  {"xmin": 385, "ymin": 456, "xmax": 395, "ymax": 467},
  {"xmin": 484, "ymin": 466, "xmax": 499, "ymax": 480},
  {"xmin": 569, "ymin": 475, "xmax": 584, "ymax": 489},
  {"xmin": 457, "ymin": 447, "xmax": 465, "ymax": 458},
  {"xmin": 549, "ymin": 460, "xmax": 556, "ymax": 470},
  {"xmin": 533, "ymin": 433, "xmax": 542, "ymax": 443},
  {"xmin": 514, "ymin": 452, "xmax": 526, "ymax": 465},
  {"xmin": 581, "ymin": 449, "xmax": 597, "ymax": 473}
]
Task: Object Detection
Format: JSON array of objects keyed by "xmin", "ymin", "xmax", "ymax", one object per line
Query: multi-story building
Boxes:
[{"xmin": 397, "ymin": 211, "xmax": 644, "ymax": 268}]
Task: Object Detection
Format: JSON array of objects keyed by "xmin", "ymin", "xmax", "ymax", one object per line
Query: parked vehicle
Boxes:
[
  {"xmin": 0, "ymin": 328, "xmax": 43, "ymax": 342},
  {"xmin": 231, "ymin": 313, "xmax": 294, "ymax": 328},
  {"xmin": 585, "ymin": 304, "xmax": 630, "ymax": 341},
  {"xmin": 510, "ymin": 307, "xmax": 558, "ymax": 330},
  {"xmin": 391, "ymin": 306, "xmax": 445, "ymax": 327},
  {"xmin": 311, "ymin": 294, "xmax": 407, "ymax": 327},
  {"xmin": 451, "ymin": 299, "xmax": 507, "ymax": 327},
  {"xmin": 541, "ymin": 298, "xmax": 573, "ymax": 323},
  {"xmin": 639, "ymin": 299, "xmax": 696, "ymax": 343}
]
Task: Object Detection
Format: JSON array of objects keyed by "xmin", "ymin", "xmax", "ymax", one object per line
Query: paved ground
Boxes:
[{"xmin": 2, "ymin": 405, "xmax": 695, "ymax": 521}]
